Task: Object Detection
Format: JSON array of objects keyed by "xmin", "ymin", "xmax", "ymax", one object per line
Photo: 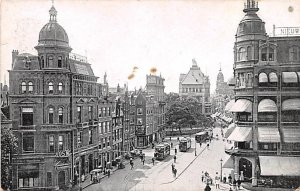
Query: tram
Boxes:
[
  {"xmin": 154, "ymin": 143, "xmax": 170, "ymax": 160},
  {"xmin": 195, "ymin": 131, "xmax": 209, "ymax": 143},
  {"xmin": 179, "ymin": 137, "xmax": 192, "ymax": 152}
]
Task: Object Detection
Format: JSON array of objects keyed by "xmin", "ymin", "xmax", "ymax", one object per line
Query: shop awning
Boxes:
[
  {"xmin": 258, "ymin": 99, "xmax": 277, "ymax": 112},
  {"xmin": 222, "ymin": 155, "xmax": 234, "ymax": 169},
  {"xmin": 259, "ymin": 73, "xmax": 268, "ymax": 83},
  {"xmin": 282, "ymin": 99, "xmax": 300, "ymax": 111},
  {"xmin": 228, "ymin": 126, "xmax": 252, "ymax": 142},
  {"xmin": 229, "ymin": 99, "xmax": 252, "ymax": 113},
  {"xmin": 282, "ymin": 72, "xmax": 298, "ymax": 83},
  {"xmin": 225, "ymin": 123, "xmax": 236, "ymax": 139},
  {"xmin": 282, "ymin": 128, "xmax": 300, "ymax": 143},
  {"xmin": 224, "ymin": 100, "xmax": 235, "ymax": 112},
  {"xmin": 258, "ymin": 127, "xmax": 280, "ymax": 142},
  {"xmin": 269, "ymin": 72, "xmax": 278, "ymax": 82},
  {"xmin": 259, "ymin": 156, "xmax": 300, "ymax": 176}
]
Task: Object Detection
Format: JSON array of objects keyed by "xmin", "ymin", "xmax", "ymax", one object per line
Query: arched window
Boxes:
[
  {"xmin": 261, "ymin": 47, "xmax": 267, "ymax": 61},
  {"xmin": 269, "ymin": 72, "xmax": 278, "ymax": 83},
  {"xmin": 238, "ymin": 47, "xmax": 246, "ymax": 61},
  {"xmin": 21, "ymin": 82, "xmax": 26, "ymax": 93},
  {"xmin": 49, "ymin": 107, "xmax": 54, "ymax": 124},
  {"xmin": 48, "ymin": 82, "xmax": 54, "ymax": 94},
  {"xmin": 58, "ymin": 82, "xmax": 63, "ymax": 93},
  {"xmin": 247, "ymin": 46, "xmax": 252, "ymax": 60},
  {"xmin": 28, "ymin": 82, "xmax": 33, "ymax": 93},
  {"xmin": 48, "ymin": 56, "xmax": 53, "ymax": 67},
  {"xmin": 259, "ymin": 73, "xmax": 268, "ymax": 83},
  {"xmin": 289, "ymin": 46, "xmax": 299, "ymax": 61},
  {"xmin": 58, "ymin": 56, "xmax": 62, "ymax": 68},
  {"xmin": 58, "ymin": 107, "xmax": 63, "ymax": 123}
]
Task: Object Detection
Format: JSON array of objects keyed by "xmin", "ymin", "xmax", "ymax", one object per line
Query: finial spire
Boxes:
[
  {"xmin": 49, "ymin": 2, "xmax": 57, "ymax": 22},
  {"xmin": 243, "ymin": 0, "xmax": 259, "ymax": 13}
]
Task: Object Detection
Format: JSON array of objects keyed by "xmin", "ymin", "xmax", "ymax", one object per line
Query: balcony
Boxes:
[
  {"xmin": 19, "ymin": 125, "xmax": 36, "ymax": 130},
  {"xmin": 281, "ymin": 121, "xmax": 300, "ymax": 127},
  {"xmin": 225, "ymin": 147, "xmax": 256, "ymax": 157},
  {"xmin": 41, "ymin": 124, "xmax": 75, "ymax": 131},
  {"xmin": 159, "ymin": 101, "xmax": 166, "ymax": 106}
]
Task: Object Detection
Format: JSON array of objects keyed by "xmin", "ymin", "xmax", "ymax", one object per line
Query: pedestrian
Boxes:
[
  {"xmin": 130, "ymin": 160, "xmax": 134, "ymax": 170},
  {"xmin": 175, "ymin": 148, "xmax": 177, "ymax": 155},
  {"xmin": 204, "ymin": 183, "xmax": 211, "ymax": 191},
  {"xmin": 174, "ymin": 168, "xmax": 177, "ymax": 177},
  {"xmin": 173, "ymin": 155, "xmax": 177, "ymax": 163},
  {"xmin": 228, "ymin": 174, "xmax": 232, "ymax": 185},
  {"xmin": 223, "ymin": 175, "xmax": 227, "ymax": 183},
  {"xmin": 152, "ymin": 157, "xmax": 155, "ymax": 166},
  {"xmin": 200, "ymin": 142, "xmax": 202, "ymax": 147},
  {"xmin": 215, "ymin": 173, "xmax": 220, "ymax": 189},
  {"xmin": 171, "ymin": 163, "xmax": 175, "ymax": 172},
  {"xmin": 233, "ymin": 179, "xmax": 237, "ymax": 190},
  {"xmin": 142, "ymin": 157, "xmax": 145, "ymax": 165},
  {"xmin": 207, "ymin": 143, "xmax": 209, "ymax": 149},
  {"xmin": 170, "ymin": 137, "xmax": 171, "ymax": 141},
  {"xmin": 237, "ymin": 179, "xmax": 241, "ymax": 190},
  {"xmin": 97, "ymin": 172, "xmax": 101, "ymax": 183},
  {"xmin": 171, "ymin": 142, "xmax": 173, "ymax": 148},
  {"xmin": 177, "ymin": 137, "xmax": 180, "ymax": 141},
  {"xmin": 229, "ymin": 187, "xmax": 233, "ymax": 191},
  {"xmin": 201, "ymin": 171, "xmax": 204, "ymax": 182},
  {"xmin": 107, "ymin": 169, "xmax": 111, "ymax": 178}
]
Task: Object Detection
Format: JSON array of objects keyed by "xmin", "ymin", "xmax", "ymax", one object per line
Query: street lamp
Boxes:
[
  {"xmin": 220, "ymin": 158, "xmax": 223, "ymax": 181},
  {"xmin": 195, "ymin": 137, "xmax": 197, "ymax": 156}
]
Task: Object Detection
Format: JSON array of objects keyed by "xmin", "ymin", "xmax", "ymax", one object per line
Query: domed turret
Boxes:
[
  {"xmin": 217, "ymin": 67, "xmax": 224, "ymax": 83},
  {"xmin": 36, "ymin": 6, "xmax": 70, "ymax": 48},
  {"xmin": 236, "ymin": 0, "xmax": 266, "ymax": 38}
]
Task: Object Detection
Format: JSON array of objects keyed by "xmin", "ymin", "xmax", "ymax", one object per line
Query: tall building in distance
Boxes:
[
  {"xmin": 179, "ymin": 59, "xmax": 212, "ymax": 115},
  {"xmin": 225, "ymin": 0, "xmax": 300, "ymax": 187}
]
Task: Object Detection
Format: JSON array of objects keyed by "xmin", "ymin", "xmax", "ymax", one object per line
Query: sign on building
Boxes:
[{"xmin": 273, "ymin": 25, "xmax": 300, "ymax": 37}]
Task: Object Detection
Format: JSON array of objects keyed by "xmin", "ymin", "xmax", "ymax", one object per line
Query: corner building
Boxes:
[
  {"xmin": 226, "ymin": 0, "xmax": 300, "ymax": 188},
  {"xmin": 9, "ymin": 6, "xmax": 102, "ymax": 190}
]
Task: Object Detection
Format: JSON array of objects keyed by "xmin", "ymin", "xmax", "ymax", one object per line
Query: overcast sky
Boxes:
[{"xmin": 1, "ymin": 0, "xmax": 300, "ymax": 93}]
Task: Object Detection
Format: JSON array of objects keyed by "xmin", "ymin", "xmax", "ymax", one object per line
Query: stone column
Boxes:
[
  {"xmin": 234, "ymin": 156, "xmax": 240, "ymax": 180},
  {"xmin": 251, "ymin": 159, "xmax": 258, "ymax": 186}
]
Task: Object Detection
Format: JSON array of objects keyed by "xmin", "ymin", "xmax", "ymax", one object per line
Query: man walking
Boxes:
[
  {"xmin": 152, "ymin": 157, "xmax": 155, "ymax": 166},
  {"xmin": 215, "ymin": 172, "xmax": 220, "ymax": 189},
  {"xmin": 173, "ymin": 155, "xmax": 177, "ymax": 163},
  {"xmin": 175, "ymin": 148, "xmax": 177, "ymax": 155},
  {"xmin": 142, "ymin": 157, "xmax": 145, "ymax": 165},
  {"xmin": 130, "ymin": 158, "xmax": 134, "ymax": 170},
  {"xmin": 173, "ymin": 168, "xmax": 177, "ymax": 177}
]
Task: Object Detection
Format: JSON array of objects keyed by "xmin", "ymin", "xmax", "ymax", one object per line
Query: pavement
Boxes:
[{"xmin": 83, "ymin": 127, "xmax": 248, "ymax": 191}]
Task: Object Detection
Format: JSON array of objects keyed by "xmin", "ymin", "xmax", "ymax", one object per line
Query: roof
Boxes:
[
  {"xmin": 69, "ymin": 60, "xmax": 94, "ymax": 76},
  {"xmin": 180, "ymin": 63, "xmax": 206, "ymax": 85}
]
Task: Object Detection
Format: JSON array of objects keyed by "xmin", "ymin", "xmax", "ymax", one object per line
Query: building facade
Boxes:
[
  {"xmin": 225, "ymin": 0, "xmax": 300, "ymax": 188},
  {"xmin": 8, "ymin": 6, "xmax": 103, "ymax": 190},
  {"xmin": 179, "ymin": 59, "xmax": 212, "ymax": 115}
]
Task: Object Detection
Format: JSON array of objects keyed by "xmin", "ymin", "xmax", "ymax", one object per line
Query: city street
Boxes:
[{"xmin": 85, "ymin": 127, "xmax": 244, "ymax": 191}]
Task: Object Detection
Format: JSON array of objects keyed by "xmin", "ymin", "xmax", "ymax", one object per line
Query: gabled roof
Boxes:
[{"xmin": 180, "ymin": 63, "xmax": 205, "ymax": 85}]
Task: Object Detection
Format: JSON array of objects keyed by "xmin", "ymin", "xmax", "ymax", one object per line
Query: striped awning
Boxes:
[
  {"xmin": 259, "ymin": 73, "xmax": 268, "ymax": 83},
  {"xmin": 229, "ymin": 99, "xmax": 252, "ymax": 113},
  {"xmin": 222, "ymin": 155, "xmax": 234, "ymax": 169},
  {"xmin": 258, "ymin": 127, "xmax": 280, "ymax": 142},
  {"xmin": 224, "ymin": 123, "xmax": 236, "ymax": 139},
  {"xmin": 224, "ymin": 100, "xmax": 235, "ymax": 112},
  {"xmin": 282, "ymin": 98, "xmax": 300, "ymax": 111},
  {"xmin": 258, "ymin": 99, "xmax": 277, "ymax": 112},
  {"xmin": 259, "ymin": 156, "xmax": 300, "ymax": 176},
  {"xmin": 282, "ymin": 72, "xmax": 298, "ymax": 83},
  {"xmin": 228, "ymin": 126, "xmax": 252, "ymax": 142},
  {"xmin": 282, "ymin": 128, "xmax": 300, "ymax": 143},
  {"xmin": 269, "ymin": 72, "xmax": 278, "ymax": 82}
]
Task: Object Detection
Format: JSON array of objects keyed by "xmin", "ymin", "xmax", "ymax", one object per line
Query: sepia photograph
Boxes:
[{"xmin": 0, "ymin": 0, "xmax": 300, "ymax": 190}]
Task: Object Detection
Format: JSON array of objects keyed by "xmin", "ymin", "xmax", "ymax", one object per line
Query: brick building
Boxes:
[{"xmin": 225, "ymin": 0, "xmax": 300, "ymax": 188}]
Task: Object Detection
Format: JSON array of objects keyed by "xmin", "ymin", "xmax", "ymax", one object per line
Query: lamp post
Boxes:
[
  {"xmin": 220, "ymin": 158, "xmax": 223, "ymax": 181},
  {"xmin": 195, "ymin": 137, "xmax": 197, "ymax": 156}
]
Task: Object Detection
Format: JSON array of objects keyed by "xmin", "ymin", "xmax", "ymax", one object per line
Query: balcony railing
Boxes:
[{"xmin": 225, "ymin": 147, "xmax": 255, "ymax": 156}]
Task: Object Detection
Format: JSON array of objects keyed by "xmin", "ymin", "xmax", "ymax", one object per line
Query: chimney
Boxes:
[{"xmin": 12, "ymin": 50, "xmax": 19, "ymax": 68}]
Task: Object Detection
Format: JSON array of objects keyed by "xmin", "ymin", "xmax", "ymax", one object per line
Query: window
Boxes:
[
  {"xmin": 103, "ymin": 107, "xmax": 106, "ymax": 117},
  {"xmin": 21, "ymin": 82, "xmax": 26, "ymax": 93},
  {"xmin": 48, "ymin": 56, "xmax": 53, "ymax": 67},
  {"xmin": 137, "ymin": 108, "xmax": 143, "ymax": 115},
  {"xmin": 58, "ymin": 135, "xmax": 63, "ymax": 151},
  {"xmin": 259, "ymin": 143, "xmax": 277, "ymax": 150},
  {"xmin": 58, "ymin": 82, "xmax": 63, "ymax": 93},
  {"xmin": 88, "ymin": 106, "xmax": 93, "ymax": 120},
  {"xmin": 41, "ymin": 56, "xmax": 44, "ymax": 68},
  {"xmin": 137, "ymin": 118, "xmax": 142, "ymax": 125},
  {"xmin": 247, "ymin": 73, "xmax": 253, "ymax": 87},
  {"xmin": 103, "ymin": 138, "xmax": 106, "ymax": 148},
  {"xmin": 28, "ymin": 82, "xmax": 33, "ymax": 93},
  {"xmin": 89, "ymin": 130, "xmax": 92, "ymax": 144},
  {"xmin": 48, "ymin": 82, "xmax": 53, "ymax": 94},
  {"xmin": 289, "ymin": 46, "xmax": 299, "ymax": 61},
  {"xmin": 99, "ymin": 122, "xmax": 103, "ymax": 135},
  {"xmin": 77, "ymin": 131, "xmax": 82, "ymax": 146},
  {"xmin": 49, "ymin": 107, "xmax": 54, "ymax": 124},
  {"xmin": 107, "ymin": 107, "xmax": 110, "ymax": 116},
  {"xmin": 49, "ymin": 135, "xmax": 54, "ymax": 152},
  {"xmin": 77, "ymin": 106, "xmax": 82, "ymax": 123},
  {"xmin": 58, "ymin": 107, "xmax": 63, "ymax": 123},
  {"xmin": 259, "ymin": 73, "xmax": 268, "ymax": 83},
  {"xmin": 58, "ymin": 56, "xmax": 62, "ymax": 68},
  {"xmin": 269, "ymin": 48, "xmax": 274, "ymax": 61},
  {"xmin": 23, "ymin": 134, "xmax": 34, "ymax": 152},
  {"xmin": 261, "ymin": 47, "xmax": 267, "ymax": 61},
  {"xmin": 105, "ymin": 122, "xmax": 108, "ymax": 133},
  {"xmin": 269, "ymin": 72, "xmax": 278, "ymax": 83},
  {"xmin": 247, "ymin": 46, "xmax": 252, "ymax": 60},
  {"xmin": 18, "ymin": 171, "xmax": 39, "ymax": 188},
  {"xmin": 107, "ymin": 121, "xmax": 110, "ymax": 132},
  {"xmin": 238, "ymin": 47, "xmax": 246, "ymax": 61},
  {"xmin": 47, "ymin": 172, "xmax": 52, "ymax": 187},
  {"xmin": 22, "ymin": 107, "xmax": 33, "ymax": 126}
]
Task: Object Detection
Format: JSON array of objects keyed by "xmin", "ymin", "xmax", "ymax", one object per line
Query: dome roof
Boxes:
[
  {"xmin": 37, "ymin": 6, "xmax": 69, "ymax": 47},
  {"xmin": 236, "ymin": 1, "xmax": 266, "ymax": 37}
]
